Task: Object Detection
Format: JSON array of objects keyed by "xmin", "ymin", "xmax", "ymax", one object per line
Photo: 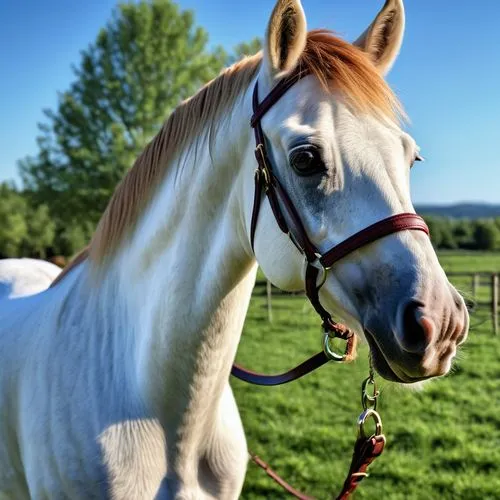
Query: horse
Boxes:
[
  {"xmin": 0, "ymin": 0, "xmax": 469, "ymax": 498},
  {"xmin": 0, "ymin": 258, "xmax": 61, "ymax": 299}
]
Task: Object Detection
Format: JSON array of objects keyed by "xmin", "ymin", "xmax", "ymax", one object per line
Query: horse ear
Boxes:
[
  {"xmin": 353, "ymin": 0, "xmax": 405, "ymax": 75},
  {"xmin": 262, "ymin": 0, "xmax": 307, "ymax": 81}
]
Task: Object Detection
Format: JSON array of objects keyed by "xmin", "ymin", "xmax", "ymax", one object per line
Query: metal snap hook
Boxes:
[
  {"xmin": 361, "ymin": 376, "xmax": 380, "ymax": 411},
  {"xmin": 358, "ymin": 409, "xmax": 383, "ymax": 439}
]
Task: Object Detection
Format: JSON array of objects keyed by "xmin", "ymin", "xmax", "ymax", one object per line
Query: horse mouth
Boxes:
[{"xmin": 363, "ymin": 329, "xmax": 432, "ymax": 384}]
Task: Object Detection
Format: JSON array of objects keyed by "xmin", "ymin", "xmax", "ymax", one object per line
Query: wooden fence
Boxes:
[{"xmin": 254, "ymin": 272, "xmax": 500, "ymax": 334}]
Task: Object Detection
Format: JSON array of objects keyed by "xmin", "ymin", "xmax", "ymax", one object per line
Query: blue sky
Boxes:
[{"xmin": 0, "ymin": 0, "xmax": 498, "ymax": 204}]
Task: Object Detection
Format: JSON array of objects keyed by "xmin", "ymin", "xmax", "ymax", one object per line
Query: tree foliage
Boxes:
[
  {"xmin": 423, "ymin": 216, "xmax": 500, "ymax": 251},
  {"xmin": 0, "ymin": 183, "xmax": 55, "ymax": 258},
  {"xmin": 20, "ymin": 0, "xmax": 228, "ymax": 229},
  {"xmin": 230, "ymin": 37, "xmax": 262, "ymax": 63},
  {"xmin": 24, "ymin": 204, "xmax": 56, "ymax": 259},
  {"xmin": 0, "ymin": 183, "xmax": 28, "ymax": 257},
  {"xmin": 473, "ymin": 220, "xmax": 500, "ymax": 251}
]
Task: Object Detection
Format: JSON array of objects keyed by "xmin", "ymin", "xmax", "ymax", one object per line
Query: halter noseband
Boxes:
[{"xmin": 247, "ymin": 68, "xmax": 429, "ymax": 357}]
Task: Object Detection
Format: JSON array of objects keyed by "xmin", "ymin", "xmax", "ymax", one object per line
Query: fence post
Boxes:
[
  {"xmin": 472, "ymin": 273, "xmax": 479, "ymax": 299},
  {"xmin": 266, "ymin": 280, "xmax": 273, "ymax": 323},
  {"xmin": 492, "ymin": 274, "xmax": 498, "ymax": 335}
]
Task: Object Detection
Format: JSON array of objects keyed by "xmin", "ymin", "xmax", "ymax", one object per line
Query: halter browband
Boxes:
[{"xmin": 233, "ymin": 67, "xmax": 430, "ymax": 380}]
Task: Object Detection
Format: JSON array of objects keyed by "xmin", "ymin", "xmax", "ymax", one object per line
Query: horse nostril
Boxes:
[{"xmin": 400, "ymin": 301, "xmax": 435, "ymax": 354}]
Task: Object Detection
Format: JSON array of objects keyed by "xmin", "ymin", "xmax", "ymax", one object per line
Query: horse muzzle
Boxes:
[{"xmin": 364, "ymin": 292, "xmax": 469, "ymax": 383}]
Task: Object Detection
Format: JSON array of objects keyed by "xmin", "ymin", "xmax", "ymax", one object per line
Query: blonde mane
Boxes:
[{"xmin": 52, "ymin": 30, "xmax": 402, "ymax": 286}]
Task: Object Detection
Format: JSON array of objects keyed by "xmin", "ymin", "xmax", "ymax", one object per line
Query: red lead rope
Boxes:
[
  {"xmin": 336, "ymin": 433, "xmax": 386, "ymax": 499},
  {"xmin": 236, "ymin": 338, "xmax": 387, "ymax": 499},
  {"xmin": 248, "ymin": 424, "xmax": 386, "ymax": 500}
]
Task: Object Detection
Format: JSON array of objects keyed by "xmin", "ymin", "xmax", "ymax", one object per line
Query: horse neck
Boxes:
[{"xmin": 93, "ymin": 85, "xmax": 257, "ymax": 462}]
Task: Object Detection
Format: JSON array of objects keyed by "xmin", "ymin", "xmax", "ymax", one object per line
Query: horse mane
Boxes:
[{"xmin": 51, "ymin": 30, "xmax": 402, "ymax": 286}]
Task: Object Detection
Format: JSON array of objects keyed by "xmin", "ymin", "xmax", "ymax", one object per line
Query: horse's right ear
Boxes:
[{"xmin": 262, "ymin": 0, "xmax": 307, "ymax": 84}]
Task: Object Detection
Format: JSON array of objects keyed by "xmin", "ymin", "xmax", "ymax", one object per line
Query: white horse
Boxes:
[
  {"xmin": 0, "ymin": 258, "xmax": 61, "ymax": 299},
  {"xmin": 0, "ymin": 1, "xmax": 468, "ymax": 498}
]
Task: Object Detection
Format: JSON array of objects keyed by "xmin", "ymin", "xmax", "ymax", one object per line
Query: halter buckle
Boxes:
[{"xmin": 255, "ymin": 144, "xmax": 271, "ymax": 189}]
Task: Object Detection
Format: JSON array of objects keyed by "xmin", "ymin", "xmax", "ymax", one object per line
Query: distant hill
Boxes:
[{"xmin": 415, "ymin": 203, "xmax": 500, "ymax": 219}]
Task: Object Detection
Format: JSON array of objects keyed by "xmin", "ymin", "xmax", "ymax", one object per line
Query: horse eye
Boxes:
[{"xmin": 289, "ymin": 146, "xmax": 326, "ymax": 176}]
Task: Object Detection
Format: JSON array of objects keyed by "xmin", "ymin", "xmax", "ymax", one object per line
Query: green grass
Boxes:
[
  {"xmin": 233, "ymin": 252, "xmax": 500, "ymax": 499},
  {"xmin": 438, "ymin": 251, "xmax": 500, "ymax": 274},
  {"xmin": 437, "ymin": 251, "xmax": 500, "ymax": 305}
]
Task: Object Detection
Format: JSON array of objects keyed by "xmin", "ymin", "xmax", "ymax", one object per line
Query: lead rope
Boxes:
[
  {"xmin": 335, "ymin": 356, "xmax": 386, "ymax": 499},
  {"xmin": 248, "ymin": 355, "xmax": 386, "ymax": 499}
]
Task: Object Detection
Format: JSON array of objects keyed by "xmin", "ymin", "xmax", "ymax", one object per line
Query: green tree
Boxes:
[
  {"xmin": 230, "ymin": 37, "xmax": 262, "ymax": 63},
  {"xmin": 439, "ymin": 220, "xmax": 457, "ymax": 250},
  {"xmin": 20, "ymin": 0, "xmax": 228, "ymax": 229},
  {"xmin": 0, "ymin": 182, "xmax": 28, "ymax": 257},
  {"xmin": 452, "ymin": 220, "xmax": 473, "ymax": 249},
  {"xmin": 424, "ymin": 216, "xmax": 444, "ymax": 248},
  {"xmin": 424, "ymin": 216, "xmax": 458, "ymax": 249},
  {"xmin": 473, "ymin": 220, "xmax": 500, "ymax": 250},
  {"xmin": 56, "ymin": 222, "xmax": 93, "ymax": 257},
  {"xmin": 23, "ymin": 204, "xmax": 56, "ymax": 259}
]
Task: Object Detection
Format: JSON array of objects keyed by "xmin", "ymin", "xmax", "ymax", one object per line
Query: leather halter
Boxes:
[
  {"xmin": 232, "ymin": 68, "xmax": 429, "ymax": 385},
  {"xmin": 231, "ymin": 68, "xmax": 430, "ymax": 499}
]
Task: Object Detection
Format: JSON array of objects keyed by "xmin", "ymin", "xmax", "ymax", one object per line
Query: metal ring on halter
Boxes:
[
  {"xmin": 302, "ymin": 256, "xmax": 329, "ymax": 290},
  {"xmin": 358, "ymin": 409, "xmax": 383, "ymax": 439},
  {"xmin": 322, "ymin": 332, "xmax": 348, "ymax": 362},
  {"xmin": 314, "ymin": 253, "xmax": 329, "ymax": 288}
]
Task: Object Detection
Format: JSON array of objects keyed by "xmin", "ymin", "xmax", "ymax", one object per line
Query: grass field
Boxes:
[
  {"xmin": 437, "ymin": 251, "xmax": 500, "ymax": 305},
  {"xmin": 438, "ymin": 251, "xmax": 500, "ymax": 273},
  {"xmin": 233, "ymin": 252, "xmax": 500, "ymax": 499}
]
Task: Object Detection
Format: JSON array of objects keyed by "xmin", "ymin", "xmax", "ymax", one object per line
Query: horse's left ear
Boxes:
[
  {"xmin": 353, "ymin": 0, "xmax": 405, "ymax": 75},
  {"xmin": 262, "ymin": 0, "xmax": 307, "ymax": 82}
]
